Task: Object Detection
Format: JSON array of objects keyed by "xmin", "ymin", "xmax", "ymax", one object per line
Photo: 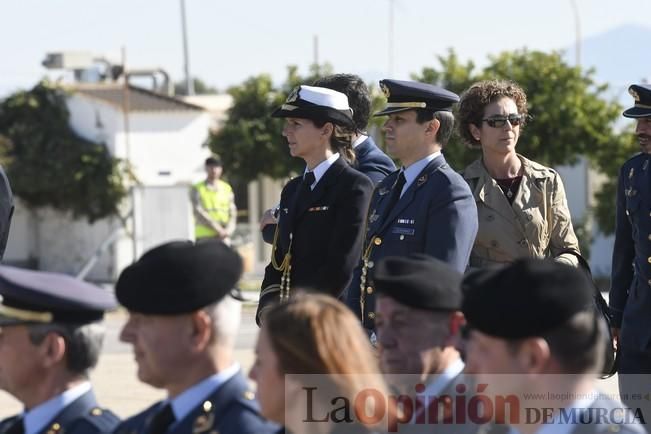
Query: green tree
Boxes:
[
  {"xmin": 591, "ymin": 128, "xmax": 638, "ymax": 235},
  {"xmin": 412, "ymin": 49, "xmax": 628, "ymax": 236},
  {"xmin": 206, "ymin": 63, "xmax": 333, "ymax": 184},
  {"xmin": 0, "ymin": 81, "xmax": 127, "ymax": 222}
]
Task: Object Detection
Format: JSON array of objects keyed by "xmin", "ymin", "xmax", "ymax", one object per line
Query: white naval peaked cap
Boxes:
[
  {"xmin": 271, "ymin": 85, "xmax": 355, "ymax": 128},
  {"xmin": 296, "ymin": 85, "xmax": 351, "ymax": 110}
]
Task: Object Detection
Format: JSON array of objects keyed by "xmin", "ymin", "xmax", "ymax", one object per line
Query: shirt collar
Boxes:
[
  {"xmin": 24, "ymin": 381, "xmax": 92, "ymax": 434},
  {"xmin": 352, "ymin": 134, "xmax": 368, "ymax": 149},
  {"xmin": 169, "ymin": 363, "xmax": 240, "ymax": 425},
  {"xmin": 420, "ymin": 358, "xmax": 465, "ymax": 398},
  {"xmin": 304, "ymin": 153, "xmax": 340, "ymax": 190},
  {"xmin": 400, "ymin": 151, "xmax": 441, "ymax": 197},
  {"xmin": 411, "ymin": 359, "xmax": 465, "ymax": 424}
]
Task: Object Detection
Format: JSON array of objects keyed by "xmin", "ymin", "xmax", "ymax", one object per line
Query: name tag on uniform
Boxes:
[
  {"xmin": 397, "ymin": 218, "xmax": 415, "ymax": 225},
  {"xmin": 392, "ymin": 227, "xmax": 415, "ymax": 236},
  {"xmin": 308, "ymin": 206, "xmax": 329, "ymax": 212}
]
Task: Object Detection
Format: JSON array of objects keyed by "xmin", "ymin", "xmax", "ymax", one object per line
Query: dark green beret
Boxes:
[
  {"xmin": 373, "ymin": 254, "xmax": 462, "ymax": 311},
  {"xmin": 461, "ymin": 258, "xmax": 593, "ymax": 339},
  {"xmin": 116, "ymin": 240, "xmax": 243, "ymax": 315}
]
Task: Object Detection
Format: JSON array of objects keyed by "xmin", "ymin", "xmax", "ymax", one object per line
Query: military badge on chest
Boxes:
[
  {"xmin": 192, "ymin": 401, "xmax": 216, "ymax": 433},
  {"xmin": 369, "ymin": 209, "xmax": 380, "ymax": 224}
]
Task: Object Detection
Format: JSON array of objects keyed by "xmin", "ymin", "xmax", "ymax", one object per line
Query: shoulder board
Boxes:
[
  {"xmin": 624, "ymin": 151, "xmax": 647, "ymax": 164},
  {"xmin": 63, "ymin": 407, "xmax": 121, "ymax": 434}
]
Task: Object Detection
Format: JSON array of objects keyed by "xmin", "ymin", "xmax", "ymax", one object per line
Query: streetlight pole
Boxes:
[
  {"xmin": 180, "ymin": 0, "xmax": 194, "ymax": 95},
  {"xmin": 313, "ymin": 35, "xmax": 320, "ymax": 74},
  {"xmin": 388, "ymin": 0, "xmax": 395, "ymax": 76},
  {"xmin": 569, "ymin": 0, "xmax": 581, "ymax": 67}
]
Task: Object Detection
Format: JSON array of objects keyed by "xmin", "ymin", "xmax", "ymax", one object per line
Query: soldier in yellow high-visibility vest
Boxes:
[{"xmin": 190, "ymin": 157, "xmax": 237, "ymax": 244}]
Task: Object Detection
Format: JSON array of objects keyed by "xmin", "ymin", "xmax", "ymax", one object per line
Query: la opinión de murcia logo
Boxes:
[{"xmin": 299, "ymin": 383, "xmax": 644, "ymax": 432}]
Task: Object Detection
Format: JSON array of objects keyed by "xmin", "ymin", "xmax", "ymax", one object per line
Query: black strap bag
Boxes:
[{"xmin": 572, "ymin": 253, "xmax": 618, "ymax": 378}]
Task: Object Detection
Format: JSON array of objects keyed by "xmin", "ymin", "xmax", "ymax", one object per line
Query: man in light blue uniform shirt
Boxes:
[
  {"xmin": 347, "ymin": 79, "xmax": 478, "ymax": 332},
  {"xmin": 0, "ymin": 266, "xmax": 119, "ymax": 434},
  {"xmin": 113, "ymin": 240, "xmax": 277, "ymax": 434}
]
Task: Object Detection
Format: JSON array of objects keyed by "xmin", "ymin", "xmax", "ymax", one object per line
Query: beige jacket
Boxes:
[{"xmin": 462, "ymin": 155, "xmax": 580, "ymax": 268}]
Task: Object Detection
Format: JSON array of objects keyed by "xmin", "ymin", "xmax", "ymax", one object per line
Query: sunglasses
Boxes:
[{"xmin": 482, "ymin": 114, "xmax": 524, "ymax": 128}]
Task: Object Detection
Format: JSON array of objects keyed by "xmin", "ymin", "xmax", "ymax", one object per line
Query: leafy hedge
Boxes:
[{"xmin": 0, "ymin": 81, "xmax": 126, "ymax": 222}]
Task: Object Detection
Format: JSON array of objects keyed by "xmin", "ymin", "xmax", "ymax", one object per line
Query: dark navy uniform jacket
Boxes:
[
  {"xmin": 347, "ymin": 154, "xmax": 478, "ymax": 330},
  {"xmin": 113, "ymin": 371, "xmax": 276, "ymax": 434},
  {"xmin": 258, "ymin": 157, "xmax": 373, "ymax": 324},
  {"xmin": 0, "ymin": 164, "xmax": 13, "ymax": 260},
  {"xmin": 353, "ymin": 136, "xmax": 396, "ymax": 186},
  {"xmin": 260, "ymin": 137, "xmax": 392, "ymax": 246},
  {"xmin": 610, "ymin": 152, "xmax": 651, "ymax": 351},
  {"xmin": 0, "ymin": 390, "xmax": 119, "ymax": 434}
]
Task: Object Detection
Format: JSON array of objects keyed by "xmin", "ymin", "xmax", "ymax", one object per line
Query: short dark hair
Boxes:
[
  {"xmin": 415, "ymin": 109, "xmax": 455, "ymax": 147},
  {"xmin": 506, "ymin": 311, "xmax": 603, "ymax": 374},
  {"xmin": 205, "ymin": 156, "xmax": 222, "ymax": 167},
  {"xmin": 313, "ymin": 74, "xmax": 371, "ymax": 133},
  {"xmin": 29, "ymin": 322, "xmax": 105, "ymax": 376}
]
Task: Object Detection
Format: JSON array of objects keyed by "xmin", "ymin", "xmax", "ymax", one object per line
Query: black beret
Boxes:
[
  {"xmin": 373, "ymin": 254, "xmax": 462, "ymax": 311},
  {"xmin": 375, "ymin": 79, "xmax": 459, "ymax": 116},
  {"xmin": 116, "ymin": 240, "xmax": 243, "ymax": 315},
  {"xmin": 623, "ymin": 84, "xmax": 651, "ymax": 118},
  {"xmin": 462, "ymin": 258, "xmax": 594, "ymax": 339},
  {"xmin": 0, "ymin": 266, "xmax": 116, "ymax": 326}
]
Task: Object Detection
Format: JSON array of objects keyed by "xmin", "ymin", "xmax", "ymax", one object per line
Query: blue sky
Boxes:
[{"xmin": 2, "ymin": 0, "xmax": 650, "ymax": 96}]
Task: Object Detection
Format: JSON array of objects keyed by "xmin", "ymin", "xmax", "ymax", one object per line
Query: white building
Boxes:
[{"xmin": 5, "ymin": 84, "xmax": 213, "ymax": 280}]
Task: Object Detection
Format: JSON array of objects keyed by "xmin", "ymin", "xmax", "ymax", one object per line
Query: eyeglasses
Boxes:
[{"xmin": 482, "ymin": 114, "xmax": 524, "ymax": 128}]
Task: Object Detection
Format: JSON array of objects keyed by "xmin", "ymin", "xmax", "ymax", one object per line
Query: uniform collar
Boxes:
[
  {"xmin": 352, "ymin": 134, "xmax": 368, "ymax": 149},
  {"xmin": 169, "ymin": 363, "xmax": 240, "ymax": 425},
  {"xmin": 304, "ymin": 153, "xmax": 340, "ymax": 190},
  {"xmin": 24, "ymin": 381, "xmax": 92, "ymax": 434},
  {"xmin": 401, "ymin": 151, "xmax": 441, "ymax": 197},
  {"xmin": 420, "ymin": 358, "xmax": 464, "ymax": 398}
]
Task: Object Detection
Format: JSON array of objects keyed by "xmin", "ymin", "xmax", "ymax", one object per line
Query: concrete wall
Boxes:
[
  {"xmin": 555, "ymin": 158, "xmax": 614, "ymax": 277},
  {"xmin": 67, "ymin": 94, "xmax": 120, "ymax": 154},
  {"xmin": 5, "ymin": 186, "xmax": 194, "ymax": 281},
  {"xmin": 120, "ymin": 112, "xmax": 212, "ymax": 186},
  {"xmin": 67, "ymin": 94, "xmax": 213, "ymax": 186},
  {"xmin": 14, "ymin": 95, "xmax": 214, "ymax": 279},
  {"xmin": 4, "ymin": 201, "xmax": 118, "ymax": 280}
]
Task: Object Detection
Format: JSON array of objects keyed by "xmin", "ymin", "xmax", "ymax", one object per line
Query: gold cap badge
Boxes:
[{"xmin": 380, "ymin": 82, "xmax": 390, "ymax": 98}]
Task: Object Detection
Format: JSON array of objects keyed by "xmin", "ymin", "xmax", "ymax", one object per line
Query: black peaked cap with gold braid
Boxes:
[
  {"xmin": 623, "ymin": 84, "xmax": 651, "ymax": 118},
  {"xmin": 374, "ymin": 79, "xmax": 459, "ymax": 116},
  {"xmin": 0, "ymin": 266, "xmax": 116, "ymax": 325}
]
